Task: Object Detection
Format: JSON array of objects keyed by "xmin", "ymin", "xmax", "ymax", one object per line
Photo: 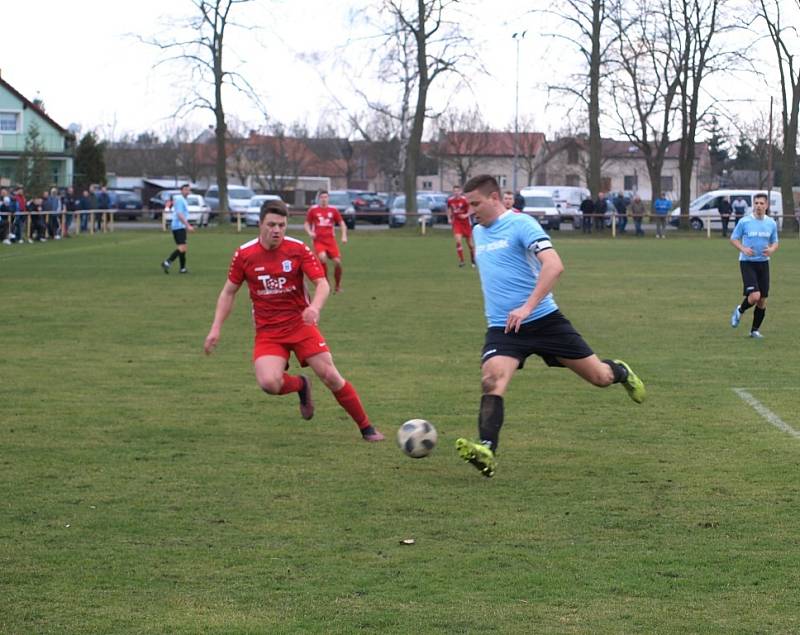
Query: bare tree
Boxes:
[
  {"xmin": 757, "ymin": 0, "xmax": 800, "ymax": 230},
  {"xmin": 373, "ymin": 0, "xmax": 479, "ymax": 215},
  {"xmin": 144, "ymin": 0, "xmax": 259, "ymax": 220},
  {"xmin": 543, "ymin": 0, "xmax": 620, "ymax": 197},
  {"xmin": 608, "ymin": 0, "xmax": 682, "ymax": 208},
  {"xmin": 435, "ymin": 108, "xmax": 491, "ymax": 185},
  {"xmin": 673, "ymin": 0, "xmax": 745, "ymax": 228}
]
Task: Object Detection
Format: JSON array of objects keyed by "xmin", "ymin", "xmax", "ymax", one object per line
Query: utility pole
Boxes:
[{"xmin": 512, "ymin": 31, "xmax": 527, "ymax": 193}]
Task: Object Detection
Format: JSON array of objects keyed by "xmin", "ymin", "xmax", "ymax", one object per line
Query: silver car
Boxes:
[{"xmin": 245, "ymin": 195, "xmax": 285, "ymax": 226}]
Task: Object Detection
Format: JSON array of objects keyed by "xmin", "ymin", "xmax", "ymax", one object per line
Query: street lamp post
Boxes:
[{"xmin": 512, "ymin": 31, "xmax": 527, "ymax": 193}]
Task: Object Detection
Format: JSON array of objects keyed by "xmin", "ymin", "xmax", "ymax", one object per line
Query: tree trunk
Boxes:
[
  {"xmin": 588, "ymin": 0, "xmax": 602, "ymax": 197},
  {"xmin": 781, "ymin": 82, "xmax": 800, "ymax": 232},
  {"xmin": 214, "ymin": 25, "xmax": 229, "ymax": 222},
  {"xmin": 404, "ymin": 0, "xmax": 429, "ymax": 219}
]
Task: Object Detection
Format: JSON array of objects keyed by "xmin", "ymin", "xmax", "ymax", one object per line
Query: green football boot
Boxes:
[
  {"xmin": 614, "ymin": 359, "xmax": 646, "ymax": 404},
  {"xmin": 455, "ymin": 438, "xmax": 497, "ymax": 478}
]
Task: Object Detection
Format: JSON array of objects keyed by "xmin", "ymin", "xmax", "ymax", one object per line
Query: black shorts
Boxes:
[
  {"xmin": 172, "ymin": 228, "xmax": 187, "ymax": 245},
  {"xmin": 481, "ymin": 310, "xmax": 594, "ymax": 369},
  {"xmin": 740, "ymin": 260, "xmax": 769, "ymax": 298}
]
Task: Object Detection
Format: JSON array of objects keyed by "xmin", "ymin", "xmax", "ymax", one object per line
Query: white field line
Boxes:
[{"xmin": 733, "ymin": 388, "xmax": 800, "ymax": 440}]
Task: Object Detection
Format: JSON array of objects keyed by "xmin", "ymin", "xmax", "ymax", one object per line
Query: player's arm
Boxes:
[
  {"xmin": 204, "ymin": 280, "xmax": 241, "ymax": 354},
  {"xmin": 302, "ymin": 276, "xmax": 330, "ymax": 326},
  {"xmin": 177, "ymin": 211, "xmax": 195, "ymax": 232},
  {"xmin": 506, "ymin": 246, "xmax": 564, "ymax": 334},
  {"xmin": 338, "ymin": 219, "xmax": 348, "ymax": 243},
  {"xmin": 729, "ymin": 235, "xmax": 753, "ymax": 257},
  {"xmin": 446, "ymin": 203, "xmax": 453, "ymax": 224},
  {"xmin": 304, "ymin": 220, "xmax": 315, "ymax": 239}
]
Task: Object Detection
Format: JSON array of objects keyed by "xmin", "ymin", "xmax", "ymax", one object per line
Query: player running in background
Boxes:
[
  {"xmin": 447, "ymin": 185, "xmax": 476, "ymax": 267},
  {"xmin": 161, "ymin": 183, "xmax": 195, "ymax": 274},
  {"xmin": 304, "ymin": 190, "xmax": 347, "ymax": 293},
  {"xmin": 204, "ymin": 199, "xmax": 384, "ymax": 442},
  {"xmin": 455, "ymin": 175, "xmax": 645, "ymax": 478},
  {"xmin": 729, "ymin": 192, "xmax": 779, "ymax": 339}
]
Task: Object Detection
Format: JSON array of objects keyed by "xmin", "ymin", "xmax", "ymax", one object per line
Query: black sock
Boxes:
[
  {"xmin": 752, "ymin": 307, "xmax": 765, "ymax": 332},
  {"xmin": 478, "ymin": 394, "xmax": 504, "ymax": 453},
  {"xmin": 739, "ymin": 299, "xmax": 753, "ymax": 313},
  {"xmin": 179, "ymin": 252, "xmax": 186, "ymax": 269},
  {"xmin": 168, "ymin": 250, "xmax": 180, "ymax": 262},
  {"xmin": 603, "ymin": 359, "xmax": 628, "ymax": 383}
]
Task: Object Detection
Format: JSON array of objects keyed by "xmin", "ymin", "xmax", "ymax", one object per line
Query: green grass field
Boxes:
[{"xmin": 2, "ymin": 226, "xmax": 800, "ymax": 633}]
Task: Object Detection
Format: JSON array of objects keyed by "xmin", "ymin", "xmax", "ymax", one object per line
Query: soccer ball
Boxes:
[{"xmin": 397, "ymin": 419, "xmax": 438, "ymax": 458}]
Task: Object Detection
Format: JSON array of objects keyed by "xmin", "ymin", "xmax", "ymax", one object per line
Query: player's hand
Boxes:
[
  {"xmin": 342, "ymin": 235, "xmax": 348, "ymax": 244},
  {"xmin": 188, "ymin": 225, "xmax": 196, "ymax": 232},
  {"xmin": 302, "ymin": 306, "xmax": 320, "ymax": 326},
  {"xmin": 742, "ymin": 247, "xmax": 755, "ymax": 257},
  {"xmin": 505, "ymin": 306, "xmax": 532, "ymax": 334},
  {"xmin": 308, "ymin": 231, "xmax": 316, "ymax": 239},
  {"xmin": 204, "ymin": 330, "xmax": 219, "ymax": 355}
]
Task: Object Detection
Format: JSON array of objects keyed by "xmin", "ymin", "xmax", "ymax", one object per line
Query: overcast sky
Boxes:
[{"xmin": 1, "ymin": 0, "xmax": 788, "ymax": 145}]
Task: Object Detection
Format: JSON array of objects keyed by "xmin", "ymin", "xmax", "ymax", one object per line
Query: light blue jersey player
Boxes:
[
  {"xmin": 453, "ymin": 175, "xmax": 646, "ymax": 478},
  {"xmin": 729, "ymin": 193, "xmax": 779, "ymax": 338},
  {"xmin": 161, "ymin": 183, "xmax": 195, "ymax": 274}
]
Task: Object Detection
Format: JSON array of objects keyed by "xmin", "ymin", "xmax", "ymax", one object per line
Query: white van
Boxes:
[
  {"xmin": 519, "ymin": 187, "xmax": 562, "ymax": 230},
  {"xmin": 531, "ymin": 186, "xmax": 591, "ymax": 228},
  {"xmin": 670, "ymin": 190, "xmax": 783, "ymax": 230}
]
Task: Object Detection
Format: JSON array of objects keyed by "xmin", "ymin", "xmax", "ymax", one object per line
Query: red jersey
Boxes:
[
  {"xmin": 305, "ymin": 205, "xmax": 343, "ymax": 240},
  {"xmin": 228, "ymin": 236, "xmax": 325, "ymax": 338},
  {"xmin": 447, "ymin": 195, "xmax": 470, "ymax": 221}
]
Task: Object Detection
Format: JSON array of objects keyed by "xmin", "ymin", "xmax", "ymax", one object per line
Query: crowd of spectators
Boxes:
[{"xmin": 0, "ymin": 184, "xmax": 112, "ymax": 245}]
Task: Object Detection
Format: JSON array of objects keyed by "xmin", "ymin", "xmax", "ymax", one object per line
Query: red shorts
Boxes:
[
  {"xmin": 253, "ymin": 324, "xmax": 330, "ymax": 366},
  {"xmin": 452, "ymin": 218, "xmax": 472, "ymax": 238},
  {"xmin": 313, "ymin": 237, "xmax": 340, "ymax": 259}
]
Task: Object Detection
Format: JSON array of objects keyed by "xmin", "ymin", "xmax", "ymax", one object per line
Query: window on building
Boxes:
[
  {"xmin": 0, "ymin": 112, "xmax": 20, "ymax": 133},
  {"xmin": 567, "ymin": 146, "xmax": 579, "ymax": 164},
  {"xmin": 565, "ymin": 174, "xmax": 580, "ymax": 186},
  {"xmin": 660, "ymin": 176, "xmax": 674, "ymax": 194},
  {"xmin": 421, "ymin": 180, "xmax": 433, "ymax": 190},
  {"xmin": 495, "ymin": 175, "xmax": 507, "ymax": 187},
  {"xmin": 624, "ymin": 175, "xmax": 638, "ymax": 191}
]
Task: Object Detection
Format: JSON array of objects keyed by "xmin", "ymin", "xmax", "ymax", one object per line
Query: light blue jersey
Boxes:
[
  {"xmin": 731, "ymin": 214, "xmax": 778, "ymax": 262},
  {"xmin": 474, "ymin": 211, "xmax": 559, "ymax": 328},
  {"xmin": 171, "ymin": 194, "xmax": 189, "ymax": 230}
]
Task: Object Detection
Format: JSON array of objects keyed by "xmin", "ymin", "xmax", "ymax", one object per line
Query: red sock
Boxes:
[
  {"xmin": 278, "ymin": 373, "xmax": 303, "ymax": 395},
  {"xmin": 334, "ymin": 264, "xmax": 342, "ymax": 289},
  {"xmin": 333, "ymin": 381, "xmax": 370, "ymax": 430},
  {"xmin": 456, "ymin": 243, "xmax": 464, "ymax": 263}
]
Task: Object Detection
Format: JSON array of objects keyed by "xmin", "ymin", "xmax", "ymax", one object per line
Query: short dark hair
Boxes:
[
  {"xmin": 181, "ymin": 183, "xmax": 191, "ymax": 190},
  {"xmin": 463, "ymin": 174, "xmax": 500, "ymax": 196},
  {"xmin": 754, "ymin": 192, "xmax": 768, "ymax": 203},
  {"xmin": 260, "ymin": 199, "xmax": 288, "ymax": 221},
  {"xmin": 318, "ymin": 189, "xmax": 329, "ymax": 195}
]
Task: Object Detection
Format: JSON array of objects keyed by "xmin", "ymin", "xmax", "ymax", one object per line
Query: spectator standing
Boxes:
[
  {"xmin": 630, "ymin": 195, "xmax": 645, "ymax": 236},
  {"xmin": 579, "ymin": 195, "xmax": 594, "ymax": 234},
  {"xmin": 13, "ymin": 187, "xmax": 28, "ymax": 243},
  {"xmin": 96, "ymin": 185, "xmax": 111, "ymax": 232},
  {"xmin": 732, "ymin": 195, "xmax": 748, "ymax": 225},
  {"xmin": 79, "ymin": 189, "xmax": 91, "ymax": 233},
  {"xmin": 718, "ymin": 195, "xmax": 732, "ymax": 238},
  {"xmin": 614, "ymin": 192, "xmax": 628, "ymax": 233},
  {"xmin": 27, "ymin": 196, "xmax": 46, "ymax": 242},
  {"xmin": 62, "ymin": 186, "xmax": 78, "ymax": 237},
  {"xmin": 653, "ymin": 194, "xmax": 671, "ymax": 238},
  {"xmin": 43, "ymin": 188, "xmax": 62, "ymax": 240},
  {"xmin": 593, "ymin": 192, "xmax": 607, "ymax": 232},
  {"xmin": 0, "ymin": 188, "xmax": 11, "ymax": 245}
]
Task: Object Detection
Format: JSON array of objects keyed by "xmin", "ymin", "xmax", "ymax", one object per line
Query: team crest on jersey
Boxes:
[{"xmin": 282, "ymin": 259, "xmax": 292, "ymax": 272}]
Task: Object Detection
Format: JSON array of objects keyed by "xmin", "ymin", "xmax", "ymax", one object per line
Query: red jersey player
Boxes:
[
  {"xmin": 447, "ymin": 185, "xmax": 475, "ymax": 267},
  {"xmin": 304, "ymin": 190, "xmax": 347, "ymax": 293},
  {"xmin": 204, "ymin": 199, "xmax": 384, "ymax": 442}
]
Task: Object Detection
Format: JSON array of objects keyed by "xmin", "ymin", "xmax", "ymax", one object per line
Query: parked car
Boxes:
[
  {"xmin": 245, "ymin": 194, "xmax": 285, "ymax": 226},
  {"xmin": 149, "ymin": 189, "xmax": 179, "ymax": 211},
  {"xmin": 205, "ymin": 184, "xmax": 256, "ymax": 218},
  {"xmin": 669, "ymin": 189, "xmax": 783, "ymax": 230},
  {"xmin": 533, "ymin": 186, "xmax": 591, "ymax": 229},
  {"xmin": 520, "ymin": 187, "xmax": 561, "ymax": 230},
  {"xmin": 420, "ymin": 192, "xmax": 449, "ymax": 224},
  {"xmin": 318, "ymin": 190, "xmax": 374, "ymax": 229},
  {"xmin": 111, "ymin": 190, "xmax": 143, "ymax": 220},
  {"xmin": 388, "ymin": 195, "xmax": 435, "ymax": 228},
  {"xmin": 351, "ymin": 192, "xmax": 390, "ymax": 224},
  {"xmin": 163, "ymin": 194, "xmax": 211, "ymax": 226}
]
